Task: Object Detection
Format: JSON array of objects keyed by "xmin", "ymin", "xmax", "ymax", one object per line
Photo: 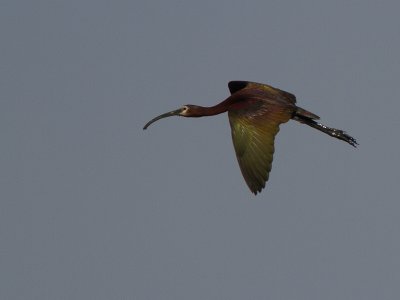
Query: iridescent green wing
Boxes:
[{"xmin": 228, "ymin": 107, "xmax": 291, "ymax": 194}]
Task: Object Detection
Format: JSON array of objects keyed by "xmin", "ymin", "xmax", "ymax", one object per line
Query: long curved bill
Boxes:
[{"xmin": 143, "ymin": 108, "xmax": 182, "ymax": 130}]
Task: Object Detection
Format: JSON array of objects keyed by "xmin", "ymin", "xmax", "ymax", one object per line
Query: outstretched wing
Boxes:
[
  {"xmin": 228, "ymin": 81, "xmax": 297, "ymax": 104},
  {"xmin": 228, "ymin": 105, "xmax": 292, "ymax": 194}
]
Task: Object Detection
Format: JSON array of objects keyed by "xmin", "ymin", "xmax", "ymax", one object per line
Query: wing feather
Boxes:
[
  {"xmin": 228, "ymin": 81, "xmax": 297, "ymax": 104},
  {"xmin": 228, "ymin": 106, "xmax": 291, "ymax": 194}
]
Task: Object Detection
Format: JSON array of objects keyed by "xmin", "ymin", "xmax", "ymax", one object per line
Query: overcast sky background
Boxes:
[{"xmin": 1, "ymin": 0, "xmax": 400, "ymax": 299}]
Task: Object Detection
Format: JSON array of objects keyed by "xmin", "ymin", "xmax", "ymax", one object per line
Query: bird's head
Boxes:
[{"xmin": 143, "ymin": 105, "xmax": 201, "ymax": 130}]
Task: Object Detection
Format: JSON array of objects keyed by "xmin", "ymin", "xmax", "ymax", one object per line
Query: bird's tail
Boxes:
[{"xmin": 293, "ymin": 107, "xmax": 358, "ymax": 147}]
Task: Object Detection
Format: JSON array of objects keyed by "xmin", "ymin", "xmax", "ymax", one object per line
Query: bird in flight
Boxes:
[{"xmin": 143, "ymin": 81, "xmax": 357, "ymax": 194}]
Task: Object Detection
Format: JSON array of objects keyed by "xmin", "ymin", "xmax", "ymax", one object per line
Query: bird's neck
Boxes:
[{"xmin": 191, "ymin": 102, "xmax": 229, "ymax": 117}]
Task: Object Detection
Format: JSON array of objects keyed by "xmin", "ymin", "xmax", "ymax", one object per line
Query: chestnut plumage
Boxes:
[{"xmin": 144, "ymin": 81, "xmax": 357, "ymax": 194}]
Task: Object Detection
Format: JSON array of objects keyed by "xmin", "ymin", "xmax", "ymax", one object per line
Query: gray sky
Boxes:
[{"xmin": 1, "ymin": 0, "xmax": 400, "ymax": 299}]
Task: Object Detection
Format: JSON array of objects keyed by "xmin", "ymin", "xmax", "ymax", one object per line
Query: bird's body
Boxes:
[{"xmin": 144, "ymin": 81, "xmax": 357, "ymax": 194}]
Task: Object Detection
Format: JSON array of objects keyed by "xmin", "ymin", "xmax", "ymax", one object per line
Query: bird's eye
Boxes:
[{"xmin": 182, "ymin": 106, "xmax": 188, "ymax": 111}]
